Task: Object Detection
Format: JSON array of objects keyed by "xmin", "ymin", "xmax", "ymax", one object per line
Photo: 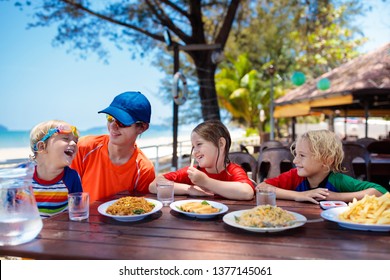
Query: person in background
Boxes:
[
  {"xmin": 257, "ymin": 129, "xmax": 387, "ymax": 204},
  {"xmin": 29, "ymin": 120, "xmax": 82, "ymax": 218},
  {"xmin": 149, "ymin": 120, "xmax": 254, "ymax": 200},
  {"xmin": 71, "ymin": 91, "xmax": 155, "ymax": 202}
]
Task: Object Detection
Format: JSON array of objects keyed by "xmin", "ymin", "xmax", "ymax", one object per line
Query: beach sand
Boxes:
[{"xmin": 0, "ymin": 147, "xmax": 31, "ymax": 163}]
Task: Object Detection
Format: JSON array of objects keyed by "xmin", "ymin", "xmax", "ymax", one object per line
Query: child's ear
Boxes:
[
  {"xmin": 36, "ymin": 141, "xmax": 46, "ymax": 152},
  {"xmin": 323, "ymin": 157, "xmax": 334, "ymax": 170},
  {"xmin": 219, "ymin": 137, "xmax": 226, "ymax": 149},
  {"xmin": 137, "ymin": 123, "xmax": 149, "ymax": 133}
]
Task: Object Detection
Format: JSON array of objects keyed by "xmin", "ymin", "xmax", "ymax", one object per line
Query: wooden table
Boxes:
[{"xmin": 1, "ymin": 194, "xmax": 389, "ymax": 260}]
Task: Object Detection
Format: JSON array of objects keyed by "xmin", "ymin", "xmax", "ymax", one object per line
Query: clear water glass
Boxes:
[{"xmin": 156, "ymin": 179, "xmax": 174, "ymax": 206}]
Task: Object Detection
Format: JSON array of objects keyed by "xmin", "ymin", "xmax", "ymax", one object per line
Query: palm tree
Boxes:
[{"xmin": 215, "ymin": 53, "xmax": 271, "ymax": 134}]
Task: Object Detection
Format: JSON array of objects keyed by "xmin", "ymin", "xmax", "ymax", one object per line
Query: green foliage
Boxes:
[
  {"xmin": 219, "ymin": 0, "xmax": 368, "ymax": 136},
  {"xmin": 215, "ymin": 54, "xmax": 269, "ymax": 129}
]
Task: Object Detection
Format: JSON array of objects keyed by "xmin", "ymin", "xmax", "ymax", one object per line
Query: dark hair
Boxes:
[{"xmin": 191, "ymin": 120, "xmax": 231, "ymax": 173}]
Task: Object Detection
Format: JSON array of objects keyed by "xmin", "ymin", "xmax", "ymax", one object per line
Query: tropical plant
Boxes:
[{"xmin": 216, "ymin": 53, "xmax": 285, "ymax": 134}]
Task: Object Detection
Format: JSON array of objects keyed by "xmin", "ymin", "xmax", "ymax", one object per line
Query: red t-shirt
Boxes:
[{"xmin": 163, "ymin": 163, "xmax": 255, "ymax": 191}]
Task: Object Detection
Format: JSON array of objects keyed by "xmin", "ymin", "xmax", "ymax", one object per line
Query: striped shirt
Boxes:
[{"xmin": 33, "ymin": 166, "xmax": 82, "ymax": 218}]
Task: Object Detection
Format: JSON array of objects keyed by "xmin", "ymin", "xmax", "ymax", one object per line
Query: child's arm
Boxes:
[
  {"xmin": 148, "ymin": 175, "xmax": 161, "ymax": 193},
  {"xmin": 187, "ymin": 167, "xmax": 254, "ymax": 200},
  {"xmin": 325, "ymin": 188, "xmax": 383, "ymax": 202},
  {"xmin": 149, "ymin": 174, "xmax": 213, "ymax": 196},
  {"xmin": 258, "ymin": 182, "xmax": 329, "ymax": 204},
  {"xmin": 175, "ymin": 183, "xmax": 214, "ymax": 196}
]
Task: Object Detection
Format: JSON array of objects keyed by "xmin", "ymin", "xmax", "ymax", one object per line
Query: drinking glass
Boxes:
[
  {"xmin": 68, "ymin": 192, "xmax": 89, "ymax": 221},
  {"xmin": 256, "ymin": 185, "xmax": 276, "ymax": 206},
  {"xmin": 156, "ymin": 179, "xmax": 174, "ymax": 206}
]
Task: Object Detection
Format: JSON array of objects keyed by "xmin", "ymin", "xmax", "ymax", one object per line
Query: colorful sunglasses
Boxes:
[
  {"xmin": 33, "ymin": 125, "xmax": 79, "ymax": 151},
  {"xmin": 106, "ymin": 115, "xmax": 131, "ymax": 128}
]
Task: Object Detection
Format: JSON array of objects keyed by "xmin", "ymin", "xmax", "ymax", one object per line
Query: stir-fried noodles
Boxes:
[
  {"xmin": 106, "ymin": 196, "xmax": 154, "ymax": 216},
  {"xmin": 236, "ymin": 205, "xmax": 296, "ymax": 228}
]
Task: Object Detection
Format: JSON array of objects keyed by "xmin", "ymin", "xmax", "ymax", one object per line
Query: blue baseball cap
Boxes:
[{"xmin": 98, "ymin": 91, "xmax": 151, "ymax": 125}]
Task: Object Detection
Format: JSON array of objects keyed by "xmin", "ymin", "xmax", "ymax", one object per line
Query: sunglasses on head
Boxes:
[
  {"xmin": 106, "ymin": 115, "xmax": 143, "ymax": 128},
  {"xmin": 33, "ymin": 125, "xmax": 79, "ymax": 151}
]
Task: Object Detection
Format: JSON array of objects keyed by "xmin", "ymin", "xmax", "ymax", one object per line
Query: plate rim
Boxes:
[
  {"xmin": 97, "ymin": 197, "xmax": 163, "ymax": 221},
  {"xmin": 222, "ymin": 209, "xmax": 307, "ymax": 232},
  {"xmin": 169, "ymin": 199, "xmax": 229, "ymax": 218},
  {"xmin": 320, "ymin": 206, "xmax": 390, "ymax": 231}
]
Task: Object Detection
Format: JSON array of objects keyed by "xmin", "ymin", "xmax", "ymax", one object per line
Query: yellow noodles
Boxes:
[
  {"xmin": 236, "ymin": 205, "xmax": 296, "ymax": 228},
  {"xmin": 106, "ymin": 196, "xmax": 154, "ymax": 216},
  {"xmin": 339, "ymin": 193, "xmax": 390, "ymax": 224}
]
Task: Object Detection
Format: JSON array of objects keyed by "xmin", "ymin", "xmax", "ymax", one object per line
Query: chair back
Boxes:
[
  {"xmin": 228, "ymin": 152, "xmax": 257, "ymax": 181},
  {"xmin": 256, "ymin": 147, "xmax": 295, "ymax": 182},
  {"xmin": 341, "ymin": 142, "xmax": 371, "ymax": 181},
  {"xmin": 367, "ymin": 140, "xmax": 390, "ymax": 155},
  {"xmin": 259, "ymin": 140, "xmax": 284, "ymax": 153},
  {"xmin": 356, "ymin": 137, "xmax": 377, "ymax": 148}
]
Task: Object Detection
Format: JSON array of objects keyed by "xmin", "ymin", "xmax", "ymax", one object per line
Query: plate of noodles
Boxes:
[
  {"xmin": 223, "ymin": 205, "xmax": 307, "ymax": 233},
  {"xmin": 170, "ymin": 199, "xmax": 228, "ymax": 219},
  {"xmin": 320, "ymin": 194, "xmax": 390, "ymax": 231},
  {"xmin": 98, "ymin": 196, "xmax": 163, "ymax": 222}
]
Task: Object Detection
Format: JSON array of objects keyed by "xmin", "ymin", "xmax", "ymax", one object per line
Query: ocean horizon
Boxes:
[
  {"xmin": 0, "ymin": 124, "xmax": 196, "ymax": 149},
  {"xmin": 0, "ymin": 123, "xmax": 248, "ymax": 163}
]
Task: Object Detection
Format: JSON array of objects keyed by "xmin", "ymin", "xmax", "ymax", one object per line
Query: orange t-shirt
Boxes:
[{"xmin": 71, "ymin": 135, "xmax": 155, "ymax": 202}]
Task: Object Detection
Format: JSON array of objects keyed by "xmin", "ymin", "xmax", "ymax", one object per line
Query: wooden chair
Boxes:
[
  {"xmin": 341, "ymin": 142, "xmax": 371, "ymax": 181},
  {"xmin": 256, "ymin": 147, "xmax": 295, "ymax": 182},
  {"xmin": 228, "ymin": 152, "xmax": 258, "ymax": 182}
]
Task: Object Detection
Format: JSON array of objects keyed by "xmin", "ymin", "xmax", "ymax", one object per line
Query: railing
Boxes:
[
  {"xmin": 0, "ymin": 136, "xmax": 261, "ymax": 174},
  {"xmin": 141, "ymin": 135, "xmax": 260, "ymax": 174}
]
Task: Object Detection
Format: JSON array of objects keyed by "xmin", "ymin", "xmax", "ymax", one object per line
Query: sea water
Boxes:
[{"xmin": 0, "ymin": 217, "xmax": 43, "ymax": 246}]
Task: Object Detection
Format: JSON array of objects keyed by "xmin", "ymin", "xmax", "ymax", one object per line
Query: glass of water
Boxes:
[
  {"xmin": 256, "ymin": 185, "xmax": 276, "ymax": 206},
  {"xmin": 68, "ymin": 192, "xmax": 89, "ymax": 221},
  {"xmin": 156, "ymin": 179, "xmax": 174, "ymax": 206}
]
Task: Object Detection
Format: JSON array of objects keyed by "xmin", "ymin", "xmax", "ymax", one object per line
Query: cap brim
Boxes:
[{"xmin": 98, "ymin": 106, "xmax": 136, "ymax": 126}]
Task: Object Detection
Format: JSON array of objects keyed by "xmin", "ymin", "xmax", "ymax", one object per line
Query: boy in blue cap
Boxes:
[{"xmin": 71, "ymin": 91, "xmax": 155, "ymax": 202}]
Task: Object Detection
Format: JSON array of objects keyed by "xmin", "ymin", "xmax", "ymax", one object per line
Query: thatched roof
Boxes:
[{"xmin": 274, "ymin": 42, "xmax": 390, "ymax": 118}]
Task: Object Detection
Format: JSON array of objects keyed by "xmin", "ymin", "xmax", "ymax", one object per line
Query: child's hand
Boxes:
[
  {"xmin": 296, "ymin": 188, "xmax": 329, "ymax": 204},
  {"xmin": 187, "ymin": 185, "xmax": 214, "ymax": 197},
  {"xmin": 187, "ymin": 166, "xmax": 208, "ymax": 187}
]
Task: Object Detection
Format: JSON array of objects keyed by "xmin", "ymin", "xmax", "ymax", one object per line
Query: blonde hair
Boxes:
[
  {"xmin": 29, "ymin": 120, "xmax": 78, "ymax": 160},
  {"xmin": 291, "ymin": 129, "xmax": 344, "ymax": 173}
]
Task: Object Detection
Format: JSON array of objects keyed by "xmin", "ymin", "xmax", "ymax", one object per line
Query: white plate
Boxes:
[
  {"xmin": 223, "ymin": 210, "xmax": 307, "ymax": 233},
  {"xmin": 170, "ymin": 199, "xmax": 228, "ymax": 219},
  {"xmin": 320, "ymin": 200, "xmax": 348, "ymax": 210},
  {"xmin": 321, "ymin": 207, "xmax": 390, "ymax": 232},
  {"xmin": 98, "ymin": 198, "xmax": 163, "ymax": 222}
]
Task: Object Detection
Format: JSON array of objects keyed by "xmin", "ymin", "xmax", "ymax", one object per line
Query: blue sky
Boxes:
[{"xmin": 0, "ymin": 1, "xmax": 389, "ymax": 131}]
